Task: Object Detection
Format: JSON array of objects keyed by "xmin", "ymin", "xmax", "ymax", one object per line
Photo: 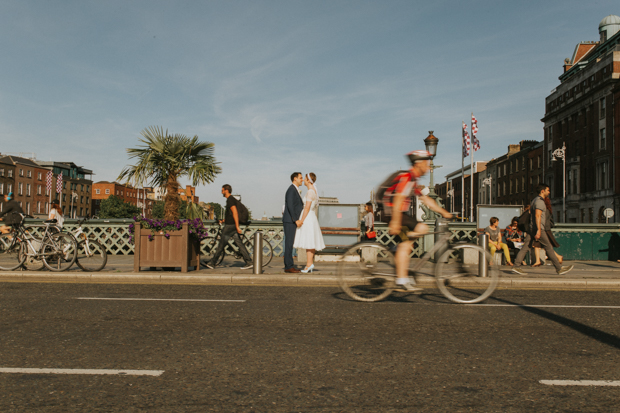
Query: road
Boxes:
[{"xmin": 0, "ymin": 283, "xmax": 618, "ymax": 411}]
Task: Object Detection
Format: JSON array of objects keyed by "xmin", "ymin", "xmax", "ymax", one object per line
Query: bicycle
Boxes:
[
  {"xmin": 0, "ymin": 214, "xmax": 77, "ymax": 272},
  {"xmin": 337, "ymin": 219, "xmax": 499, "ymax": 304},
  {"xmin": 202, "ymin": 221, "xmax": 273, "ymax": 267}
]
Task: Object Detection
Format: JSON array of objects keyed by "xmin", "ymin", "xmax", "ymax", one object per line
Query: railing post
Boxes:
[
  {"xmin": 253, "ymin": 231, "xmax": 263, "ymax": 274},
  {"xmin": 478, "ymin": 232, "xmax": 488, "ymax": 278}
]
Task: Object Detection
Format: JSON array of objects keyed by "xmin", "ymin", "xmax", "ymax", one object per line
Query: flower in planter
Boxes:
[{"xmin": 129, "ymin": 215, "xmax": 210, "ymax": 242}]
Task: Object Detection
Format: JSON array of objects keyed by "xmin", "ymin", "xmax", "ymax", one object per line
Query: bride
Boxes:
[{"xmin": 293, "ymin": 172, "xmax": 325, "ymax": 273}]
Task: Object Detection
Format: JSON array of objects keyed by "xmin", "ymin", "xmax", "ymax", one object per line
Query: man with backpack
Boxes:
[
  {"xmin": 512, "ymin": 184, "xmax": 573, "ymax": 275},
  {"xmin": 379, "ymin": 150, "xmax": 452, "ymax": 292},
  {"xmin": 205, "ymin": 184, "xmax": 253, "ymax": 270}
]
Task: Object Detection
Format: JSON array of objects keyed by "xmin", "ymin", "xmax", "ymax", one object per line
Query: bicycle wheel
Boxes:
[
  {"xmin": 435, "ymin": 243, "xmax": 499, "ymax": 304},
  {"xmin": 201, "ymin": 237, "xmax": 225, "ymax": 266},
  {"xmin": 0, "ymin": 234, "xmax": 26, "ymax": 270},
  {"xmin": 338, "ymin": 243, "xmax": 395, "ymax": 302},
  {"xmin": 243, "ymin": 236, "xmax": 274, "ymax": 267},
  {"xmin": 18, "ymin": 239, "xmax": 44, "ymax": 271},
  {"xmin": 76, "ymin": 240, "xmax": 107, "ymax": 272},
  {"xmin": 42, "ymin": 233, "xmax": 77, "ymax": 271}
]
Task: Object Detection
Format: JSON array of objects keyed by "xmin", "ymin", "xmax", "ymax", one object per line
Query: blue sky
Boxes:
[{"xmin": 0, "ymin": 1, "xmax": 617, "ymax": 217}]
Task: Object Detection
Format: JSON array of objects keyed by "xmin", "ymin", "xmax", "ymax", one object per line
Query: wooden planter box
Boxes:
[{"xmin": 133, "ymin": 223, "xmax": 201, "ymax": 272}]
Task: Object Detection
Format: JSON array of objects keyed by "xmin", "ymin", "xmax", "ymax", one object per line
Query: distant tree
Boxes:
[
  {"xmin": 152, "ymin": 201, "xmax": 165, "ymax": 219},
  {"xmin": 152, "ymin": 199, "xmax": 201, "ymax": 220},
  {"xmin": 98, "ymin": 196, "xmax": 141, "ymax": 219},
  {"xmin": 207, "ymin": 202, "xmax": 224, "ymax": 220}
]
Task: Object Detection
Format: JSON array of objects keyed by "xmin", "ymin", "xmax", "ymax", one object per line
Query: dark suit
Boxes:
[{"xmin": 283, "ymin": 184, "xmax": 303, "ymax": 270}]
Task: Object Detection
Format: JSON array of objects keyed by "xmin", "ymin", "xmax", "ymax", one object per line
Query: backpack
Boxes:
[
  {"xmin": 374, "ymin": 170, "xmax": 407, "ymax": 213},
  {"xmin": 516, "ymin": 209, "xmax": 530, "ymax": 233},
  {"xmin": 235, "ymin": 199, "xmax": 250, "ymax": 224}
]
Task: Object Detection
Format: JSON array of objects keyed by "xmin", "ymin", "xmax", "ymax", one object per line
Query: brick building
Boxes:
[
  {"xmin": 38, "ymin": 161, "xmax": 93, "ymax": 218},
  {"xmin": 0, "ymin": 156, "xmax": 40, "ymax": 216},
  {"xmin": 0, "ymin": 158, "xmax": 15, "ymax": 214},
  {"xmin": 92, "ymin": 181, "xmax": 154, "ymax": 218},
  {"xmin": 542, "ymin": 15, "xmax": 620, "ymax": 223}
]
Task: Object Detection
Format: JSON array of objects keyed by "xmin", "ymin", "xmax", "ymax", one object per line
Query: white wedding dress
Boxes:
[{"xmin": 293, "ymin": 189, "xmax": 325, "ymax": 251}]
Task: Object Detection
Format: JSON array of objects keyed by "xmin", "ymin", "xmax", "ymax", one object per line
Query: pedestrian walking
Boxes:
[
  {"xmin": 512, "ymin": 184, "xmax": 573, "ymax": 275},
  {"xmin": 48, "ymin": 200, "xmax": 64, "ymax": 229},
  {"xmin": 531, "ymin": 196, "xmax": 563, "ymax": 267},
  {"xmin": 283, "ymin": 172, "xmax": 304, "ymax": 273},
  {"xmin": 204, "ymin": 184, "xmax": 253, "ymax": 270}
]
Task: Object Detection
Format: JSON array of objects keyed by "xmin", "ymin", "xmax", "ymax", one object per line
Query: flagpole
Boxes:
[
  {"xmin": 470, "ymin": 112, "xmax": 475, "ymax": 222},
  {"xmin": 461, "ymin": 122, "xmax": 465, "ymax": 222}
]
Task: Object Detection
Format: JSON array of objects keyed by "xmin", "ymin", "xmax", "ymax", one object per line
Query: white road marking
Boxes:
[
  {"xmin": 465, "ymin": 304, "xmax": 620, "ymax": 309},
  {"xmin": 0, "ymin": 368, "xmax": 164, "ymax": 376},
  {"xmin": 76, "ymin": 297, "xmax": 245, "ymax": 302},
  {"xmin": 540, "ymin": 380, "xmax": 620, "ymax": 387}
]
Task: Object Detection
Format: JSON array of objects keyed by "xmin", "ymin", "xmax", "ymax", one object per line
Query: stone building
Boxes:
[
  {"xmin": 542, "ymin": 15, "xmax": 620, "ymax": 223},
  {"xmin": 39, "ymin": 161, "xmax": 93, "ymax": 218}
]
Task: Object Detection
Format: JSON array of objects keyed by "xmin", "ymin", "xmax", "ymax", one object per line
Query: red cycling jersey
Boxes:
[{"xmin": 382, "ymin": 169, "xmax": 423, "ymax": 215}]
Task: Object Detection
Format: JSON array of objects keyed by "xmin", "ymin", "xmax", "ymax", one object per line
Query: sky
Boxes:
[{"xmin": 0, "ymin": 0, "xmax": 618, "ymax": 217}]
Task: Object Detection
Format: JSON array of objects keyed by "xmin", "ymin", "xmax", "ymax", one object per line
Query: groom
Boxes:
[{"xmin": 283, "ymin": 172, "xmax": 304, "ymax": 273}]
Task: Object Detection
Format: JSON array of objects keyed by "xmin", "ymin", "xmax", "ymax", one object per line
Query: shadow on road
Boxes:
[{"xmin": 489, "ymin": 295, "xmax": 620, "ymax": 350}]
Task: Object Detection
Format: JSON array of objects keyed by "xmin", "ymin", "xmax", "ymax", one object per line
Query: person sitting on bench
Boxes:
[{"xmin": 484, "ymin": 216, "xmax": 513, "ymax": 266}]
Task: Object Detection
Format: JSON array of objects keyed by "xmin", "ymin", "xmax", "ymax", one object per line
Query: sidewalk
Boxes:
[{"xmin": 2, "ymin": 256, "xmax": 620, "ymax": 290}]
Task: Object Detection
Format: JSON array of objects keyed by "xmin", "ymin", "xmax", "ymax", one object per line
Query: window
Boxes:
[
  {"xmin": 600, "ymin": 97, "xmax": 606, "ymax": 119},
  {"xmin": 37, "ymin": 185, "xmax": 41, "ymax": 195},
  {"xmin": 0, "ymin": 183, "xmax": 3, "ymax": 194},
  {"xmin": 521, "ymin": 177, "xmax": 525, "ymax": 192},
  {"xmin": 8, "ymin": 170, "xmax": 12, "ymax": 178},
  {"xmin": 105, "ymin": 189, "xmax": 110, "ymax": 194},
  {"xmin": 95, "ymin": 189, "xmax": 100, "ymax": 194},
  {"xmin": 504, "ymin": 165, "xmax": 507, "ymax": 175},
  {"xmin": 81, "ymin": 184, "xmax": 84, "ymax": 191},
  {"xmin": 62, "ymin": 194, "xmax": 66, "ymax": 202},
  {"xmin": 0, "ymin": 169, "xmax": 3, "ymax": 176},
  {"xmin": 597, "ymin": 161, "xmax": 608, "ymax": 190},
  {"xmin": 26, "ymin": 184, "xmax": 30, "ymax": 196},
  {"xmin": 86, "ymin": 197, "xmax": 89, "ymax": 204},
  {"xmin": 26, "ymin": 202, "xmax": 30, "ymax": 214},
  {"xmin": 600, "ymin": 128, "xmax": 606, "ymax": 150},
  {"xmin": 19, "ymin": 169, "xmax": 23, "ymax": 177},
  {"xmin": 498, "ymin": 168, "xmax": 501, "ymax": 178},
  {"xmin": 27, "ymin": 170, "xmax": 31, "ymax": 178},
  {"xmin": 80, "ymin": 196, "xmax": 84, "ymax": 204},
  {"xmin": 8, "ymin": 184, "xmax": 12, "ymax": 193},
  {"xmin": 37, "ymin": 201, "xmax": 41, "ymax": 214},
  {"xmin": 18, "ymin": 182, "xmax": 23, "ymax": 195},
  {"xmin": 38, "ymin": 172, "xmax": 42, "ymax": 180}
]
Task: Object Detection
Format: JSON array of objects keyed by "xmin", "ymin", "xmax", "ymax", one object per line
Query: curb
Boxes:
[{"xmin": 1, "ymin": 272, "xmax": 620, "ymax": 290}]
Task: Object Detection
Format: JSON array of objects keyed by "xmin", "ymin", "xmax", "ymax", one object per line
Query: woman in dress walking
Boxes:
[{"xmin": 293, "ymin": 173, "xmax": 325, "ymax": 273}]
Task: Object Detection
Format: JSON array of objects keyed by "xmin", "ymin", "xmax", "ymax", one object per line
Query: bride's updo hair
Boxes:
[{"xmin": 307, "ymin": 172, "xmax": 317, "ymax": 183}]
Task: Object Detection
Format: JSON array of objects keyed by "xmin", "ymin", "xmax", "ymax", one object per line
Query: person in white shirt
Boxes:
[{"xmin": 49, "ymin": 200, "xmax": 64, "ymax": 229}]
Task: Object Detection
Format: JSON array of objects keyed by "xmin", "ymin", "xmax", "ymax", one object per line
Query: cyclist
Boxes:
[
  {"xmin": 0, "ymin": 192, "xmax": 23, "ymax": 235},
  {"xmin": 383, "ymin": 151, "xmax": 452, "ymax": 292}
]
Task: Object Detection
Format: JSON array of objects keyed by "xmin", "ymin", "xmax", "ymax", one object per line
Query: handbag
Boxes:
[{"xmin": 366, "ymin": 230, "xmax": 377, "ymax": 239}]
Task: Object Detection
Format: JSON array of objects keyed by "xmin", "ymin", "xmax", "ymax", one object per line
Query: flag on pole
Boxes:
[
  {"xmin": 462, "ymin": 122, "xmax": 470, "ymax": 157},
  {"xmin": 471, "ymin": 114, "xmax": 480, "ymax": 151},
  {"xmin": 56, "ymin": 172, "xmax": 63, "ymax": 194},
  {"xmin": 46, "ymin": 171, "xmax": 53, "ymax": 195}
]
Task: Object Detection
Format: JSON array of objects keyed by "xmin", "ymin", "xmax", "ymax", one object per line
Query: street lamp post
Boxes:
[
  {"xmin": 552, "ymin": 142, "xmax": 566, "ymax": 223},
  {"xmin": 482, "ymin": 176, "xmax": 492, "ymax": 205},
  {"xmin": 424, "ymin": 131, "xmax": 439, "ymax": 198}
]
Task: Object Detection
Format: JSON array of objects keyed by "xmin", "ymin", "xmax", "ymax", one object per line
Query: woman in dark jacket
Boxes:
[{"xmin": 0, "ymin": 192, "xmax": 23, "ymax": 234}]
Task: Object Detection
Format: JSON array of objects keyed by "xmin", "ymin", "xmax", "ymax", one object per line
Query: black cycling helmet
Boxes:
[{"xmin": 407, "ymin": 150, "xmax": 432, "ymax": 165}]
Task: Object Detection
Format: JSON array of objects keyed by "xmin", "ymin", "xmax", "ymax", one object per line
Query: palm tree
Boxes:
[{"xmin": 118, "ymin": 126, "xmax": 221, "ymax": 221}]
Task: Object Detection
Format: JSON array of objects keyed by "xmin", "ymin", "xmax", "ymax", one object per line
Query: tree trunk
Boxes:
[{"xmin": 164, "ymin": 175, "xmax": 180, "ymax": 221}]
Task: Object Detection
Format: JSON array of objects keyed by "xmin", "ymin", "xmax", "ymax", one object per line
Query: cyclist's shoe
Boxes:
[
  {"xmin": 512, "ymin": 266, "xmax": 527, "ymax": 275},
  {"xmin": 394, "ymin": 281, "xmax": 423, "ymax": 293},
  {"xmin": 241, "ymin": 263, "xmax": 253, "ymax": 270},
  {"xmin": 557, "ymin": 265, "xmax": 574, "ymax": 275}
]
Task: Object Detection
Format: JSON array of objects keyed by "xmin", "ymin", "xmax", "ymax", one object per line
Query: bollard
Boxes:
[
  {"xmin": 435, "ymin": 218, "xmax": 449, "ymax": 263},
  {"xmin": 478, "ymin": 232, "xmax": 488, "ymax": 278},
  {"xmin": 253, "ymin": 231, "xmax": 263, "ymax": 274}
]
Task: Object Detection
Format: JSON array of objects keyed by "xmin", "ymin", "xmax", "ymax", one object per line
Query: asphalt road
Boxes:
[{"xmin": 0, "ymin": 283, "xmax": 619, "ymax": 412}]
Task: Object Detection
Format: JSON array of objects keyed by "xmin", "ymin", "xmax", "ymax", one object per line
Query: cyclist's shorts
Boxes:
[{"xmin": 382, "ymin": 213, "xmax": 419, "ymax": 233}]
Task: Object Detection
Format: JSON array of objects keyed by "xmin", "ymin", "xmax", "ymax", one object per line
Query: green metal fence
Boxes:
[{"xmin": 21, "ymin": 219, "xmax": 620, "ymax": 260}]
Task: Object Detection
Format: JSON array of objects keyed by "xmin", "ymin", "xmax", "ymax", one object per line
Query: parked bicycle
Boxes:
[
  {"xmin": 21, "ymin": 218, "xmax": 108, "ymax": 272},
  {"xmin": 202, "ymin": 221, "xmax": 273, "ymax": 267},
  {"xmin": 337, "ymin": 219, "xmax": 499, "ymax": 304},
  {"xmin": 0, "ymin": 214, "xmax": 77, "ymax": 271}
]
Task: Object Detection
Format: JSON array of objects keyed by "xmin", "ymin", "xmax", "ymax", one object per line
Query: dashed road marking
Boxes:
[
  {"xmin": 0, "ymin": 368, "xmax": 164, "ymax": 376},
  {"xmin": 540, "ymin": 380, "xmax": 620, "ymax": 387},
  {"xmin": 76, "ymin": 297, "xmax": 245, "ymax": 302}
]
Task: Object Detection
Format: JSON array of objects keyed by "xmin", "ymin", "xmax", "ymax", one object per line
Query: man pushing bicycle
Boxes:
[{"xmin": 380, "ymin": 151, "xmax": 452, "ymax": 292}]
